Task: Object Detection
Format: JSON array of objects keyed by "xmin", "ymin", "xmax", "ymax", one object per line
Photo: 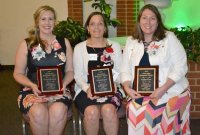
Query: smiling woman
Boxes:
[
  {"xmin": 73, "ymin": 11, "xmax": 123, "ymax": 135},
  {"xmin": 13, "ymin": 5, "xmax": 74, "ymax": 135},
  {"xmin": 121, "ymin": 4, "xmax": 191, "ymax": 135}
]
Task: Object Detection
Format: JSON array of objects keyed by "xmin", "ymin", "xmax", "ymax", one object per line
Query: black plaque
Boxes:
[
  {"xmin": 133, "ymin": 66, "xmax": 159, "ymax": 96},
  {"xmin": 89, "ymin": 66, "xmax": 115, "ymax": 97},
  {"xmin": 37, "ymin": 66, "xmax": 63, "ymax": 96}
]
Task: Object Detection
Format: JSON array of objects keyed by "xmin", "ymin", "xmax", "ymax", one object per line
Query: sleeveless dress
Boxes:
[
  {"xmin": 127, "ymin": 42, "xmax": 191, "ymax": 135},
  {"xmin": 17, "ymin": 37, "xmax": 72, "ymax": 114},
  {"xmin": 74, "ymin": 46, "xmax": 123, "ymax": 114}
]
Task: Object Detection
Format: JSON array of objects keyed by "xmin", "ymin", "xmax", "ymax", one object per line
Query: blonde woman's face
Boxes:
[
  {"xmin": 87, "ymin": 15, "xmax": 106, "ymax": 38},
  {"xmin": 139, "ymin": 9, "xmax": 158, "ymax": 39},
  {"xmin": 38, "ymin": 10, "xmax": 55, "ymax": 35}
]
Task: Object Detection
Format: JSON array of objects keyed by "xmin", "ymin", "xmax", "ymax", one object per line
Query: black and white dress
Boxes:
[
  {"xmin": 17, "ymin": 37, "xmax": 72, "ymax": 114},
  {"xmin": 74, "ymin": 46, "xmax": 123, "ymax": 114}
]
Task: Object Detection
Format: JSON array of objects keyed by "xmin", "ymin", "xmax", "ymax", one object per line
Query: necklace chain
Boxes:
[
  {"xmin": 143, "ymin": 41, "xmax": 153, "ymax": 52},
  {"xmin": 92, "ymin": 47, "xmax": 97, "ymax": 53}
]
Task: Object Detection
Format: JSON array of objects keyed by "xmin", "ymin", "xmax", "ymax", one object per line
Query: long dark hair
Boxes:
[
  {"xmin": 132, "ymin": 4, "xmax": 168, "ymax": 42},
  {"xmin": 27, "ymin": 5, "xmax": 57, "ymax": 50},
  {"xmin": 84, "ymin": 11, "xmax": 108, "ymax": 38}
]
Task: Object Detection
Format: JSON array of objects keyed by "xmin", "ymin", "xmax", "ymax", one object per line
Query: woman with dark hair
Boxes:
[
  {"xmin": 13, "ymin": 5, "xmax": 74, "ymax": 135},
  {"xmin": 121, "ymin": 4, "xmax": 191, "ymax": 134},
  {"xmin": 73, "ymin": 12, "xmax": 123, "ymax": 135}
]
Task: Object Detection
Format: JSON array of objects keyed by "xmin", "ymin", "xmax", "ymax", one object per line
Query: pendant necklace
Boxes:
[{"xmin": 143, "ymin": 41, "xmax": 152, "ymax": 52}]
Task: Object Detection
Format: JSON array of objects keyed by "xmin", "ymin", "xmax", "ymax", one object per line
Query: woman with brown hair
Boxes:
[
  {"xmin": 121, "ymin": 4, "xmax": 191, "ymax": 135},
  {"xmin": 73, "ymin": 12, "xmax": 123, "ymax": 135}
]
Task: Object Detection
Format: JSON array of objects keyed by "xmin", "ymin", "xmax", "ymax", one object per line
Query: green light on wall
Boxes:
[
  {"xmin": 162, "ymin": 0, "xmax": 200, "ymax": 29},
  {"xmin": 175, "ymin": 24, "xmax": 187, "ymax": 29}
]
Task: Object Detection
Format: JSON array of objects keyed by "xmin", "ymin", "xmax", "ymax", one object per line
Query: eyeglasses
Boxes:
[{"xmin": 89, "ymin": 23, "xmax": 104, "ymax": 28}]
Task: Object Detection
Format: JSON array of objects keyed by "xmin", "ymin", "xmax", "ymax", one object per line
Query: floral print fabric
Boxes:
[{"xmin": 18, "ymin": 37, "xmax": 72, "ymax": 114}]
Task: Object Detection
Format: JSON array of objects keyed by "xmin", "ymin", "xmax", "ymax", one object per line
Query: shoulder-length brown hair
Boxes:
[
  {"xmin": 84, "ymin": 11, "xmax": 108, "ymax": 38},
  {"xmin": 132, "ymin": 4, "xmax": 168, "ymax": 42}
]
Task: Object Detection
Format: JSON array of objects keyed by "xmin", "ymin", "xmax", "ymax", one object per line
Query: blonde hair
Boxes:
[{"xmin": 27, "ymin": 5, "xmax": 57, "ymax": 50}]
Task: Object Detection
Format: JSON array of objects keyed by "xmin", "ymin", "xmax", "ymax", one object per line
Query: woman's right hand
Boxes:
[
  {"xmin": 122, "ymin": 81, "xmax": 141, "ymax": 99},
  {"xmin": 86, "ymin": 87, "xmax": 99, "ymax": 100},
  {"xmin": 30, "ymin": 83, "xmax": 41, "ymax": 96},
  {"xmin": 124, "ymin": 87, "xmax": 141, "ymax": 99}
]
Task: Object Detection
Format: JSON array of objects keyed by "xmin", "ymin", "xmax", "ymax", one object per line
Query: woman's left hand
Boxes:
[
  {"xmin": 149, "ymin": 87, "xmax": 166, "ymax": 100},
  {"xmin": 150, "ymin": 79, "xmax": 174, "ymax": 100},
  {"xmin": 87, "ymin": 87, "xmax": 99, "ymax": 100}
]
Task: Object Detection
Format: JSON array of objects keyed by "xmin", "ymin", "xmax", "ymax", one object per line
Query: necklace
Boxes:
[
  {"xmin": 45, "ymin": 45, "xmax": 52, "ymax": 54},
  {"xmin": 90, "ymin": 47, "xmax": 104, "ymax": 58},
  {"xmin": 92, "ymin": 47, "xmax": 97, "ymax": 53},
  {"xmin": 143, "ymin": 41, "xmax": 153, "ymax": 52}
]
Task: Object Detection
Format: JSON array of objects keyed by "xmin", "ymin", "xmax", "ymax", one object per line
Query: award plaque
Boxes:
[
  {"xmin": 133, "ymin": 66, "xmax": 159, "ymax": 96},
  {"xmin": 37, "ymin": 66, "xmax": 63, "ymax": 96},
  {"xmin": 89, "ymin": 66, "xmax": 115, "ymax": 97}
]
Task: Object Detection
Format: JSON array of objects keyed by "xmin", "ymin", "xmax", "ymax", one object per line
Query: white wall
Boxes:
[{"xmin": 0, "ymin": 0, "xmax": 68, "ymax": 65}]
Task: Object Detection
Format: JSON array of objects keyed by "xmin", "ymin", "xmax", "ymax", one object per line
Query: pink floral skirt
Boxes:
[{"xmin": 17, "ymin": 89, "xmax": 72, "ymax": 114}]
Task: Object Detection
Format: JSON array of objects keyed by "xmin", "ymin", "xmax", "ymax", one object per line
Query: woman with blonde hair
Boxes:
[{"xmin": 13, "ymin": 5, "xmax": 74, "ymax": 135}]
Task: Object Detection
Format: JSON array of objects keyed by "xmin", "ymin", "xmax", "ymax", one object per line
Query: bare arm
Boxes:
[
  {"xmin": 122, "ymin": 81, "xmax": 141, "ymax": 99},
  {"xmin": 150, "ymin": 78, "xmax": 175, "ymax": 99},
  {"xmin": 13, "ymin": 40, "xmax": 40, "ymax": 96},
  {"xmin": 62, "ymin": 38, "xmax": 74, "ymax": 90}
]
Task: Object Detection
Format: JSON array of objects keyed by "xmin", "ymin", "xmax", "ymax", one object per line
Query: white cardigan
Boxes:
[
  {"xmin": 120, "ymin": 31, "xmax": 189, "ymax": 104},
  {"xmin": 73, "ymin": 39, "xmax": 122, "ymax": 98}
]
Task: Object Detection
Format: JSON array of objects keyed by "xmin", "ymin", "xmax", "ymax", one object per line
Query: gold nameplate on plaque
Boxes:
[
  {"xmin": 37, "ymin": 66, "xmax": 63, "ymax": 96},
  {"xmin": 133, "ymin": 66, "xmax": 159, "ymax": 96},
  {"xmin": 89, "ymin": 66, "xmax": 115, "ymax": 97}
]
